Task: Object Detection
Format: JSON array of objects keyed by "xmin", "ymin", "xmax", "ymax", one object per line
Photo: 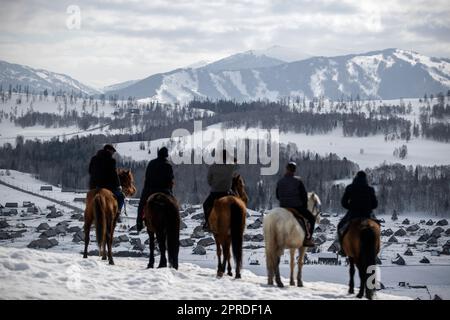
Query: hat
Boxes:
[
  {"xmin": 103, "ymin": 144, "xmax": 116, "ymax": 153},
  {"xmin": 286, "ymin": 161, "xmax": 297, "ymax": 172},
  {"xmin": 157, "ymin": 147, "xmax": 169, "ymax": 158}
]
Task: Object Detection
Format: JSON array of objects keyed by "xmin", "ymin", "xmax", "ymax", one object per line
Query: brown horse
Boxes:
[
  {"xmin": 342, "ymin": 218, "xmax": 381, "ymax": 299},
  {"xmin": 144, "ymin": 193, "xmax": 180, "ymax": 269},
  {"xmin": 83, "ymin": 169, "xmax": 136, "ymax": 265},
  {"xmin": 209, "ymin": 174, "xmax": 248, "ymax": 279}
]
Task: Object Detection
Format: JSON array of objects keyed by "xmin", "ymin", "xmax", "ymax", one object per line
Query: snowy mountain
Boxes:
[
  {"xmin": 253, "ymin": 45, "xmax": 312, "ymax": 62},
  {"xmin": 0, "ymin": 60, "xmax": 100, "ymax": 95},
  {"xmin": 105, "ymin": 48, "xmax": 450, "ymax": 104},
  {"xmin": 102, "ymin": 79, "xmax": 141, "ymax": 92},
  {"xmin": 202, "ymin": 50, "xmax": 286, "ymax": 72}
]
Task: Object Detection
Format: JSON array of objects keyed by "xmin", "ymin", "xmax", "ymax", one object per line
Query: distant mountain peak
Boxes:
[{"xmin": 0, "ymin": 59, "xmax": 99, "ymax": 95}]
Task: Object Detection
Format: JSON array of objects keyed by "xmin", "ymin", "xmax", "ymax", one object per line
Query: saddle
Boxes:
[{"xmin": 285, "ymin": 208, "xmax": 311, "ymax": 239}]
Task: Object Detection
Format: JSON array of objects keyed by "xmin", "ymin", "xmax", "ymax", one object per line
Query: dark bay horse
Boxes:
[
  {"xmin": 144, "ymin": 193, "xmax": 180, "ymax": 270},
  {"xmin": 209, "ymin": 174, "xmax": 248, "ymax": 279},
  {"xmin": 83, "ymin": 169, "xmax": 136, "ymax": 265},
  {"xmin": 342, "ymin": 218, "xmax": 381, "ymax": 299}
]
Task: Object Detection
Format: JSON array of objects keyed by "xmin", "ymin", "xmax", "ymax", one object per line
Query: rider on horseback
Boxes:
[
  {"xmin": 202, "ymin": 149, "xmax": 238, "ymax": 231},
  {"xmin": 276, "ymin": 162, "xmax": 316, "ymax": 247},
  {"xmin": 136, "ymin": 147, "xmax": 174, "ymax": 232},
  {"xmin": 88, "ymin": 144, "xmax": 125, "ymax": 215},
  {"xmin": 338, "ymin": 171, "xmax": 379, "ymax": 255}
]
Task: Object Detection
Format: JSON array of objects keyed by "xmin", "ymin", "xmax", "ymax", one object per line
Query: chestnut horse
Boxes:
[
  {"xmin": 263, "ymin": 193, "xmax": 322, "ymax": 288},
  {"xmin": 144, "ymin": 193, "xmax": 180, "ymax": 269},
  {"xmin": 83, "ymin": 169, "xmax": 136, "ymax": 265},
  {"xmin": 342, "ymin": 219, "xmax": 381, "ymax": 300},
  {"xmin": 209, "ymin": 174, "xmax": 248, "ymax": 279}
]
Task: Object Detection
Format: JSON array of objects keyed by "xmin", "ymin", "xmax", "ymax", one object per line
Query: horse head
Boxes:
[
  {"xmin": 118, "ymin": 168, "xmax": 137, "ymax": 197},
  {"xmin": 307, "ymin": 192, "xmax": 322, "ymax": 223},
  {"xmin": 232, "ymin": 174, "xmax": 248, "ymax": 205}
]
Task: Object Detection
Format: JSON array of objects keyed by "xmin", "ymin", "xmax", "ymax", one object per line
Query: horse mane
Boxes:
[
  {"xmin": 117, "ymin": 168, "xmax": 136, "ymax": 197},
  {"xmin": 232, "ymin": 174, "xmax": 248, "ymax": 205}
]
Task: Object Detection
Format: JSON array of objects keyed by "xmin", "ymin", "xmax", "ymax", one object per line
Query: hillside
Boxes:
[{"xmin": 105, "ymin": 49, "xmax": 450, "ymax": 103}]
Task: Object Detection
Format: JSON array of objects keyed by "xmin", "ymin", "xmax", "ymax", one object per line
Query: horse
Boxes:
[
  {"xmin": 144, "ymin": 193, "xmax": 180, "ymax": 270},
  {"xmin": 263, "ymin": 192, "xmax": 322, "ymax": 288},
  {"xmin": 342, "ymin": 218, "xmax": 381, "ymax": 299},
  {"xmin": 83, "ymin": 169, "xmax": 136, "ymax": 265},
  {"xmin": 208, "ymin": 174, "xmax": 248, "ymax": 279}
]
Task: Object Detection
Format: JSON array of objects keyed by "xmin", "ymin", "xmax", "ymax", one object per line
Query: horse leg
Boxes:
[
  {"xmin": 265, "ymin": 248, "xmax": 274, "ymax": 286},
  {"xmin": 157, "ymin": 232, "xmax": 167, "ymax": 268},
  {"xmin": 356, "ymin": 263, "xmax": 366, "ymax": 298},
  {"xmin": 215, "ymin": 241, "xmax": 223, "ymax": 278},
  {"xmin": 147, "ymin": 231, "xmax": 155, "ymax": 269},
  {"xmin": 221, "ymin": 243, "xmax": 228, "ymax": 276},
  {"xmin": 83, "ymin": 219, "xmax": 91, "ymax": 258},
  {"xmin": 348, "ymin": 257, "xmax": 355, "ymax": 294},
  {"xmin": 289, "ymin": 249, "xmax": 295, "ymax": 286},
  {"xmin": 107, "ymin": 218, "xmax": 114, "ymax": 265},
  {"xmin": 225, "ymin": 241, "xmax": 233, "ymax": 277},
  {"xmin": 275, "ymin": 256, "xmax": 284, "ymax": 288},
  {"xmin": 297, "ymin": 247, "xmax": 306, "ymax": 287}
]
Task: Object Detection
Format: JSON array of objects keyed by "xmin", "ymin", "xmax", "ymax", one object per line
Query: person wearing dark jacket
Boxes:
[
  {"xmin": 88, "ymin": 144, "xmax": 124, "ymax": 213},
  {"xmin": 337, "ymin": 171, "xmax": 378, "ymax": 249},
  {"xmin": 136, "ymin": 147, "xmax": 174, "ymax": 232},
  {"xmin": 276, "ymin": 162, "xmax": 315, "ymax": 247}
]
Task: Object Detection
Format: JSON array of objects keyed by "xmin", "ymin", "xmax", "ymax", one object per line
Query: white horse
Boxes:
[{"xmin": 263, "ymin": 192, "xmax": 322, "ymax": 287}]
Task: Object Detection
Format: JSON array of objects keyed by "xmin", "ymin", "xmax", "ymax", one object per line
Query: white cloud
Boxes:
[{"xmin": 0, "ymin": 0, "xmax": 449, "ymax": 88}]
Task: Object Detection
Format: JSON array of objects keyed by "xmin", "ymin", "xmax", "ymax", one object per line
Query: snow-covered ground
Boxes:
[
  {"xmin": 0, "ymin": 246, "xmax": 409, "ymax": 300},
  {"xmin": 1, "ymin": 169, "xmax": 449, "ymax": 299},
  {"xmin": 115, "ymin": 124, "xmax": 450, "ymax": 169}
]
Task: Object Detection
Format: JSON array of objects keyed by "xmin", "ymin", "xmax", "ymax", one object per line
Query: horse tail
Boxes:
[
  {"xmin": 167, "ymin": 200, "xmax": 180, "ymax": 269},
  {"xmin": 94, "ymin": 195, "xmax": 107, "ymax": 254},
  {"xmin": 230, "ymin": 201, "xmax": 244, "ymax": 270},
  {"xmin": 360, "ymin": 225, "xmax": 377, "ymax": 282}
]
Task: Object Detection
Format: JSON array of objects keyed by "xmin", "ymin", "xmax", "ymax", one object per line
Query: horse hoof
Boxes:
[
  {"xmin": 235, "ymin": 274, "xmax": 241, "ymax": 279},
  {"xmin": 276, "ymin": 282, "xmax": 284, "ymax": 288},
  {"xmin": 83, "ymin": 255, "xmax": 87, "ymax": 259},
  {"xmin": 157, "ymin": 264, "xmax": 167, "ymax": 268},
  {"xmin": 227, "ymin": 272, "xmax": 233, "ymax": 277},
  {"xmin": 290, "ymin": 281, "xmax": 295, "ymax": 286},
  {"xmin": 217, "ymin": 272, "xmax": 224, "ymax": 278},
  {"xmin": 349, "ymin": 289, "xmax": 354, "ymax": 294},
  {"xmin": 297, "ymin": 282, "xmax": 303, "ymax": 287},
  {"xmin": 109, "ymin": 261, "xmax": 115, "ymax": 265},
  {"xmin": 357, "ymin": 292, "xmax": 364, "ymax": 299},
  {"xmin": 147, "ymin": 264, "xmax": 154, "ymax": 269},
  {"xmin": 102, "ymin": 257, "xmax": 107, "ymax": 261}
]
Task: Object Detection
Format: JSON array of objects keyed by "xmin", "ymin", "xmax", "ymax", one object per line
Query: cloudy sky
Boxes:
[{"xmin": 0, "ymin": 0, "xmax": 449, "ymax": 88}]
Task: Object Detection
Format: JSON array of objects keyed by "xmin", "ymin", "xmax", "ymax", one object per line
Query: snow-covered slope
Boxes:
[
  {"xmin": 101, "ymin": 79, "xmax": 141, "ymax": 93},
  {"xmin": 0, "ymin": 60, "xmax": 100, "ymax": 95},
  {"xmin": 0, "ymin": 247, "xmax": 410, "ymax": 300},
  {"xmin": 202, "ymin": 50, "xmax": 285, "ymax": 72},
  {"xmin": 104, "ymin": 48, "xmax": 450, "ymax": 104},
  {"xmin": 0, "ymin": 169, "xmax": 449, "ymax": 299}
]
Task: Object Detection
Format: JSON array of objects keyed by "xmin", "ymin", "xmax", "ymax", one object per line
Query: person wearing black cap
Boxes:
[
  {"xmin": 276, "ymin": 161, "xmax": 315, "ymax": 247},
  {"xmin": 136, "ymin": 146, "xmax": 174, "ymax": 232},
  {"xmin": 88, "ymin": 144, "xmax": 125, "ymax": 213},
  {"xmin": 337, "ymin": 171, "xmax": 379, "ymax": 254}
]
